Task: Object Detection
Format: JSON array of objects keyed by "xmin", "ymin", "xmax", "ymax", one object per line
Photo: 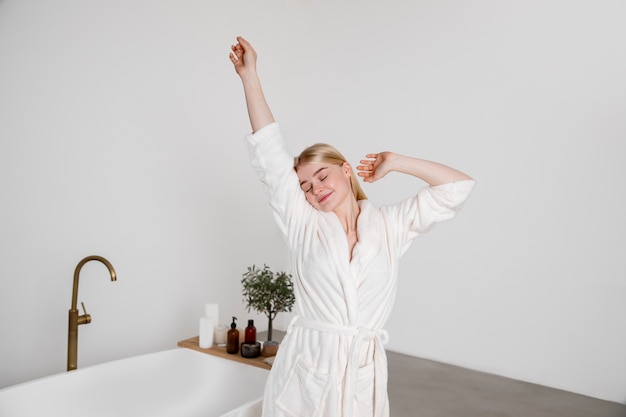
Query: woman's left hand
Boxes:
[
  {"xmin": 359, "ymin": 151, "xmax": 473, "ymax": 186},
  {"xmin": 357, "ymin": 152, "xmax": 394, "ymax": 183}
]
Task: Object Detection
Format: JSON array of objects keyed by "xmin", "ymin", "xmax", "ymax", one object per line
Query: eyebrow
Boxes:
[{"xmin": 299, "ymin": 167, "xmax": 327, "ymax": 186}]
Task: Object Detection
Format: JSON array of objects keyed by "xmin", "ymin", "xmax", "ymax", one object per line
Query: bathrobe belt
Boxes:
[{"xmin": 289, "ymin": 317, "xmax": 390, "ymax": 417}]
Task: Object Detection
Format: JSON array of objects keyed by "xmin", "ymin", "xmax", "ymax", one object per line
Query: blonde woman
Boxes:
[{"xmin": 230, "ymin": 36, "xmax": 474, "ymax": 417}]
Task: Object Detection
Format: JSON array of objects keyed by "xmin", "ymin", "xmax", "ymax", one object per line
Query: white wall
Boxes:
[{"xmin": 1, "ymin": 0, "xmax": 624, "ymax": 404}]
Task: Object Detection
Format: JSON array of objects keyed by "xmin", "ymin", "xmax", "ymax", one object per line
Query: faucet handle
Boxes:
[{"xmin": 78, "ymin": 302, "xmax": 92, "ymax": 325}]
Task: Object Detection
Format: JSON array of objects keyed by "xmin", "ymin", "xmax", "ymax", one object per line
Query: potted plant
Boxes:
[{"xmin": 241, "ymin": 264, "xmax": 295, "ymax": 355}]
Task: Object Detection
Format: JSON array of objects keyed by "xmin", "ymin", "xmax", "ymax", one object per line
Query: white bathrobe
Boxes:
[{"xmin": 245, "ymin": 123, "xmax": 475, "ymax": 417}]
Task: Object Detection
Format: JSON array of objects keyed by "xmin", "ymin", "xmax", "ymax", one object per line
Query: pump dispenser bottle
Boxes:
[{"xmin": 226, "ymin": 317, "xmax": 240, "ymax": 354}]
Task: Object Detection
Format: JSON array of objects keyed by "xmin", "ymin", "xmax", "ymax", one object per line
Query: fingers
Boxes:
[
  {"xmin": 356, "ymin": 154, "xmax": 381, "ymax": 183},
  {"xmin": 229, "ymin": 45, "xmax": 244, "ymax": 71},
  {"xmin": 237, "ymin": 36, "xmax": 251, "ymax": 49},
  {"xmin": 357, "ymin": 160, "xmax": 375, "ymax": 174},
  {"xmin": 231, "ymin": 43, "xmax": 243, "ymax": 59},
  {"xmin": 232, "ymin": 36, "xmax": 251, "ymax": 57},
  {"xmin": 356, "ymin": 164, "xmax": 374, "ymax": 183},
  {"xmin": 358, "ymin": 171, "xmax": 376, "ymax": 183}
]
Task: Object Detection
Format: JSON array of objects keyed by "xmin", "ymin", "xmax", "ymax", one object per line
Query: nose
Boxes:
[{"xmin": 313, "ymin": 183, "xmax": 324, "ymax": 195}]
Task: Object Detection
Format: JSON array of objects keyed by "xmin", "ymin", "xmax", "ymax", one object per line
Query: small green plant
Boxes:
[{"xmin": 241, "ymin": 264, "xmax": 295, "ymax": 342}]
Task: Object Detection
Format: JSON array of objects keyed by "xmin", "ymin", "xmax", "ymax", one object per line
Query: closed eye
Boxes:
[
  {"xmin": 300, "ymin": 182, "xmax": 313, "ymax": 193},
  {"xmin": 299, "ymin": 167, "xmax": 328, "ymax": 193}
]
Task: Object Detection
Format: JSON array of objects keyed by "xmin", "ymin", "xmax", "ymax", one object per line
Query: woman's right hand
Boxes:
[{"xmin": 229, "ymin": 36, "xmax": 257, "ymax": 79}]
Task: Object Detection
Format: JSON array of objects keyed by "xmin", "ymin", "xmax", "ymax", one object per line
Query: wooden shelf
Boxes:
[{"xmin": 177, "ymin": 336, "xmax": 273, "ymax": 370}]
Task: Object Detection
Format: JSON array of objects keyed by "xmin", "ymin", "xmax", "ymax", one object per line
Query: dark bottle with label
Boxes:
[
  {"xmin": 244, "ymin": 319, "xmax": 256, "ymax": 345},
  {"xmin": 226, "ymin": 316, "xmax": 240, "ymax": 354}
]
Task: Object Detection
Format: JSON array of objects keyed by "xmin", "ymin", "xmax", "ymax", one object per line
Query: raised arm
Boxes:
[
  {"xmin": 357, "ymin": 152, "xmax": 472, "ymax": 186},
  {"xmin": 229, "ymin": 36, "xmax": 275, "ymax": 133}
]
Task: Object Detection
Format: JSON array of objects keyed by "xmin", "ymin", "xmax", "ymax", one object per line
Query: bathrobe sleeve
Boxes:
[
  {"xmin": 383, "ymin": 179, "xmax": 476, "ymax": 256},
  {"xmin": 244, "ymin": 122, "xmax": 312, "ymax": 242}
]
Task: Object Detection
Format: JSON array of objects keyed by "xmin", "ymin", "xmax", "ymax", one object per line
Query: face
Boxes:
[{"xmin": 296, "ymin": 162, "xmax": 353, "ymax": 211}]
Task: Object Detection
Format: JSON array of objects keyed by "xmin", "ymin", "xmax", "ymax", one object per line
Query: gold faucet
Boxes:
[{"xmin": 67, "ymin": 255, "xmax": 117, "ymax": 371}]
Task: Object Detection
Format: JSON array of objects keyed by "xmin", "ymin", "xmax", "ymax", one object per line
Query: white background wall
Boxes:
[{"xmin": 1, "ymin": 0, "xmax": 625, "ymax": 404}]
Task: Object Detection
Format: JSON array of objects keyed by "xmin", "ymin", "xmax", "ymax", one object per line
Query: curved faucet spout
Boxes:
[
  {"xmin": 70, "ymin": 255, "xmax": 117, "ymax": 311},
  {"xmin": 67, "ymin": 255, "xmax": 117, "ymax": 371}
]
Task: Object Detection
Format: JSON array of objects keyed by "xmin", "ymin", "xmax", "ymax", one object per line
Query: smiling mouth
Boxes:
[{"xmin": 318, "ymin": 192, "xmax": 332, "ymax": 204}]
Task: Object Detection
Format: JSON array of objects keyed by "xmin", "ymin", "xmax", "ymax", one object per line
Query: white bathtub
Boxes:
[{"xmin": 0, "ymin": 348, "xmax": 269, "ymax": 417}]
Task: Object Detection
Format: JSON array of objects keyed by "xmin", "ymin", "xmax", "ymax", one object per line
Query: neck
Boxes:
[{"xmin": 333, "ymin": 198, "xmax": 361, "ymax": 234}]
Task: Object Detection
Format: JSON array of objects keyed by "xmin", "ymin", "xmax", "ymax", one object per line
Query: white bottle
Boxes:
[{"xmin": 199, "ymin": 305, "xmax": 215, "ymax": 349}]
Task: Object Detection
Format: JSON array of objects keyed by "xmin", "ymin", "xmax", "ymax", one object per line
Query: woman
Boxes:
[{"xmin": 229, "ymin": 36, "xmax": 474, "ymax": 417}]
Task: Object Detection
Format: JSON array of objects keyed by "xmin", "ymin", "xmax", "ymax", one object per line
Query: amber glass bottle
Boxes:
[
  {"xmin": 244, "ymin": 319, "xmax": 256, "ymax": 345},
  {"xmin": 226, "ymin": 317, "xmax": 240, "ymax": 354}
]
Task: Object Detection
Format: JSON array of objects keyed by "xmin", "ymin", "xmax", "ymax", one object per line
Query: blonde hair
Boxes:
[{"xmin": 294, "ymin": 143, "xmax": 367, "ymax": 201}]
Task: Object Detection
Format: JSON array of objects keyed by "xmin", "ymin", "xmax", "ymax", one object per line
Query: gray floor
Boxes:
[{"xmin": 387, "ymin": 351, "xmax": 626, "ymax": 417}]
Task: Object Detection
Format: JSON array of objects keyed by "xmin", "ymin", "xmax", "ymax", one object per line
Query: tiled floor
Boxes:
[{"xmin": 387, "ymin": 351, "xmax": 626, "ymax": 417}]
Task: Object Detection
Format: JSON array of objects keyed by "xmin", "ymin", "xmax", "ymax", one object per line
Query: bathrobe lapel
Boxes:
[{"xmin": 320, "ymin": 210, "xmax": 360, "ymax": 326}]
